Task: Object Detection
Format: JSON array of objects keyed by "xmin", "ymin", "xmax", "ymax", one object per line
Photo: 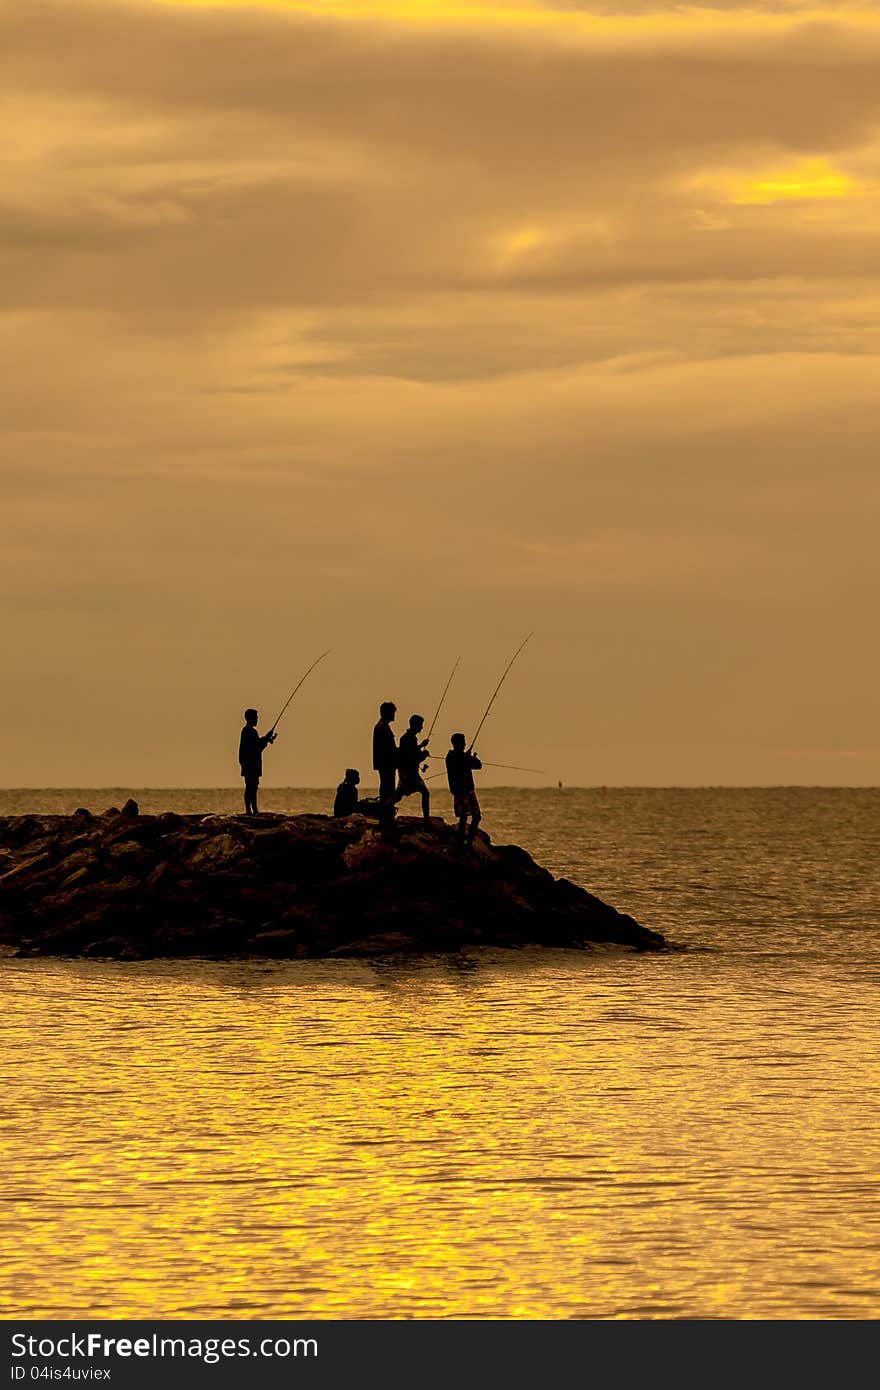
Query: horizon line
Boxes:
[{"xmin": 1, "ymin": 784, "xmax": 879, "ymax": 793}]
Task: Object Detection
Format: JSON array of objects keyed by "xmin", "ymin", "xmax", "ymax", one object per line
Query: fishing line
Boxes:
[
  {"xmin": 468, "ymin": 633, "xmax": 533, "ymax": 752},
  {"xmin": 426, "ymin": 656, "xmax": 461, "ymax": 739},
  {"xmin": 268, "ymin": 650, "xmax": 332, "ymax": 734}
]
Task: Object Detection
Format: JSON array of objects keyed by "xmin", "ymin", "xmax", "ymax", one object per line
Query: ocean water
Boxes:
[{"xmin": 1, "ymin": 787, "xmax": 878, "ymax": 1320}]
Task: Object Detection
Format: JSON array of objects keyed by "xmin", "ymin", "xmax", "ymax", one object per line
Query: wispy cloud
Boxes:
[{"xmin": 2, "ymin": 0, "xmax": 879, "ymax": 783}]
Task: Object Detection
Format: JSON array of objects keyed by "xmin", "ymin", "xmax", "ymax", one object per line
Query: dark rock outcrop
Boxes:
[{"xmin": 0, "ymin": 811, "xmax": 664, "ymax": 959}]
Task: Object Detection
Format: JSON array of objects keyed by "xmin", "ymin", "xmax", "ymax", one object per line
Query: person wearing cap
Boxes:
[
  {"xmin": 238, "ymin": 708, "xmax": 276, "ymax": 816},
  {"xmin": 445, "ymin": 733, "xmax": 482, "ymax": 845}
]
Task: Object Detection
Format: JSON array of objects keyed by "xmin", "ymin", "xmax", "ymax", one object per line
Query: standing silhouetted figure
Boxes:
[
  {"xmin": 445, "ymin": 733, "xmax": 482, "ymax": 845},
  {"xmin": 238, "ymin": 708, "xmax": 276, "ymax": 816},
  {"xmin": 334, "ymin": 769, "xmax": 361, "ymax": 817},
  {"xmin": 372, "ymin": 701, "xmax": 398, "ymax": 825},
  {"xmin": 396, "ymin": 714, "xmax": 431, "ymax": 823}
]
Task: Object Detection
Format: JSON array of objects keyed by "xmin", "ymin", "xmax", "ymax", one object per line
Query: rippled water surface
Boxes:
[{"xmin": 2, "ymin": 788, "xmax": 878, "ymax": 1319}]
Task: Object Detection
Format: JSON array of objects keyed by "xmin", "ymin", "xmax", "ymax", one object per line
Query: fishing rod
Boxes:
[
  {"xmin": 268, "ymin": 649, "xmax": 331, "ymax": 734},
  {"xmin": 482, "ymin": 760, "xmax": 546, "ymax": 774},
  {"xmin": 426, "ymin": 656, "xmax": 461, "ymax": 739},
  {"xmin": 468, "ymin": 632, "xmax": 533, "ymax": 752},
  {"xmin": 425, "ymin": 760, "xmax": 547, "ymax": 783},
  {"xmin": 426, "ymin": 754, "xmax": 546, "ymax": 774}
]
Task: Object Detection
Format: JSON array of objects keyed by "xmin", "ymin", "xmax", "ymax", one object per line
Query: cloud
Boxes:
[
  {"xmin": 692, "ymin": 155, "xmax": 862, "ymax": 204},
  {"xmin": 2, "ymin": 0, "xmax": 880, "ymax": 334},
  {"xmin": 2, "ymin": 0, "xmax": 880, "ymax": 783}
]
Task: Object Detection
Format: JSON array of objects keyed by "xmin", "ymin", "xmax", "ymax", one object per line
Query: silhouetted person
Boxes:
[
  {"xmin": 372, "ymin": 701, "xmax": 398, "ymax": 824},
  {"xmin": 238, "ymin": 708, "xmax": 276, "ymax": 816},
  {"xmin": 396, "ymin": 714, "xmax": 431, "ymax": 823},
  {"xmin": 446, "ymin": 733, "xmax": 482, "ymax": 845},
  {"xmin": 334, "ymin": 769, "xmax": 361, "ymax": 817}
]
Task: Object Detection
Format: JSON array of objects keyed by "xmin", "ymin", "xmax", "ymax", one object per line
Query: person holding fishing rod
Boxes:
[
  {"xmin": 238, "ymin": 709, "xmax": 277, "ymax": 817},
  {"xmin": 388, "ymin": 659, "xmax": 460, "ymax": 827},
  {"xmin": 395, "ymin": 714, "xmax": 432, "ymax": 823},
  {"xmin": 445, "ymin": 734, "xmax": 482, "ymax": 846},
  {"xmin": 442, "ymin": 633, "xmax": 534, "ymax": 844},
  {"xmin": 238, "ymin": 650, "xmax": 331, "ymax": 816}
]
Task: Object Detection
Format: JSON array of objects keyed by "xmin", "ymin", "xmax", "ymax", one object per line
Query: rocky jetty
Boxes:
[{"xmin": 0, "ymin": 804, "xmax": 663, "ymax": 959}]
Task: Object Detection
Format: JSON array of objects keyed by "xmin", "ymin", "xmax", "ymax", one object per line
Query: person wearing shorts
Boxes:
[{"xmin": 445, "ymin": 733, "xmax": 482, "ymax": 845}]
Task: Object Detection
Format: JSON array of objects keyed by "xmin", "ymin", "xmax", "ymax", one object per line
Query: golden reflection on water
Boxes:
[{"xmin": 2, "ymin": 947, "xmax": 878, "ymax": 1319}]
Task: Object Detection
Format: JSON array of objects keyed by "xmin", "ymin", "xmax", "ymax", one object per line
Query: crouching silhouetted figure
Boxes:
[
  {"xmin": 334, "ymin": 769, "xmax": 361, "ymax": 817},
  {"xmin": 239, "ymin": 708, "xmax": 276, "ymax": 816},
  {"xmin": 445, "ymin": 733, "xmax": 482, "ymax": 845}
]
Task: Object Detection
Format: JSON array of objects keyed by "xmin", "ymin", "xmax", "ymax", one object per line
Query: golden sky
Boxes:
[{"xmin": 3, "ymin": 0, "xmax": 879, "ymax": 785}]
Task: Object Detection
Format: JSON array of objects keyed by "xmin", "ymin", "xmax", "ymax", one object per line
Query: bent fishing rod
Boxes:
[
  {"xmin": 426, "ymin": 755, "xmax": 546, "ymax": 774},
  {"xmin": 425, "ymin": 759, "xmax": 547, "ymax": 783},
  {"xmin": 268, "ymin": 649, "xmax": 332, "ymax": 734},
  {"xmin": 426, "ymin": 656, "xmax": 461, "ymax": 740},
  {"xmin": 468, "ymin": 632, "xmax": 533, "ymax": 753}
]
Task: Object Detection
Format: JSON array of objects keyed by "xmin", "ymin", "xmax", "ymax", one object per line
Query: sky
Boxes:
[{"xmin": 2, "ymin": 0, "xmax": 879, "ymax": 787}]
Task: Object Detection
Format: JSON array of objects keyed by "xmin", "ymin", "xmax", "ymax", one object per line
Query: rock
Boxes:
[
  {"xmin": 0, "ymin": 851, "xmax": 56, "ymax": 891},
  {"xmin": 82, "ymin": 935, "xmax": 142, "ymax": 959},
  {"xmin": 58, "ymin": 843, "xmax": 99, "ymax": 870},
  {"xmin": 332, "ymin": 931, "xmax": 425, "ymax": 956},
  {"xmin": 106, "ymin": 840, "xmax": 152, "ymax": 871},
  {"xmin": 152, "ymin": 923, "xmax": 223, "ymax": 955},
  {"xmin": 0, "ymin": 807, "xmax": 664, "ymax": 959},
  {"xmin": 186, "ymin": 833, "xmax": 243, "ymax": 871},
  {"xmin": 143, "ymin": 862, "xmax": 171, "ymax": 892},
  {"xmin": 225, "ymin": 884, "xmax": 284, "ymax": 920},
  {"xmin": 249, "ymin": 826, "xmax": 293, "ymax": 849},
  {"xmin": 58, "ymin": 866, "xmax": 95, "ymax": 891},
  {"xmin": 341, "ymin": 830, "xmax": 393, "ymax": 872},
  {"xmin": 248, "ymin": 927, "xmax": 303, "ymax": 956},
  {"xmin": 103, "ymin": 875, "xmax": 143, "ymax": 898},
  {"xmin": 121, "ymin": 799, "xmax": 139, "ymax": 818}
]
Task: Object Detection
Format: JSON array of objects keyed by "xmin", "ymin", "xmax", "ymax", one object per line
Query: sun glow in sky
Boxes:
[
  {"xmin": 706, "ymin": 159, "xmax": 856, "ymax": 204},
  {"xmin": 735, "ymin": 160, "xmax": 855, "ymax": 204},
  {"xmin": 3, "ymin": 0, "xmax": 880, "ymax": 785},
  {"xmin": 155, "ymin": 0, "xmax": 880, "ymax": 31},
  {"xmin": 694, "ymin": 158, "xmax": 860, "ymax": 205}
]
